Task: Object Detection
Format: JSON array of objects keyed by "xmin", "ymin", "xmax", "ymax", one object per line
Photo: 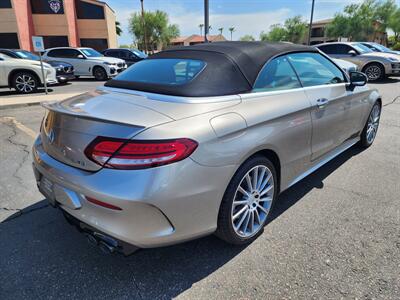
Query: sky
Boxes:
[{"xmin": 106, "ymin": 0, "xmax": 400, "ymax": 45}]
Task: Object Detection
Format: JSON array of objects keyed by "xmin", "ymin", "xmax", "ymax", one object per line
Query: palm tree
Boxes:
[
  {"xmin": 228, "ymin": 27, "xmax": 235, "ymax": 41},
  {"xmin": 208, "ymin": 25, "xmax": 212, "ymax": 33},
  {"xmin": 199, "ymin": 24, "xmax": 204, "ymax": 36},
  {"xmin": 115, "ymin": 21, "xmax": 122, "ymax": 36},
  {"xmin": 218, "ymin": 27, "xmax": 223, "ymax": 35}
]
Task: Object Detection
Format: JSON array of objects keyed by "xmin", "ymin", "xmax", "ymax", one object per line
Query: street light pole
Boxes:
[
  {"xmin": 307, "ymin": 0, "xmax": 315, "ymax": 45},
  {"xmin": 140, "ymin": 0, "xmax": 148, "ymax": 53},
  {"xmin": 204, "ymin": 0, "xmax": 209, "ymax": 42}
]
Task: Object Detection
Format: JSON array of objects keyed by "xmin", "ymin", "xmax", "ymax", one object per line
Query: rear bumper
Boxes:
[{"xmin": 32, "ymin": 135, "xmax": 235, "ymax": 248}]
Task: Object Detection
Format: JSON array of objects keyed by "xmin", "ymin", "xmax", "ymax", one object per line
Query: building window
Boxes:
[
  {"xmin": 0, "ymin": 33, "xmax": 20, "ymax": 48},
  {"xmin": 43, "ymin": 36, "xmax": 69, "ymax": 49},
  {"xmin": 80, "ymin": 38, "xmax": 108, "ymax": 51},
  {"xmin": 31, "ymin": 0, "xmax": 64, "ymax": 14},
  {"xmin": 311, "ymin": 27, "xmax": 324, "ymax": 38},
  {"xmin": 75, "ymin": 0, "xmax": 105, "ymax": 19},
  {"xmin": 0, "ymin": 0, "xmax": 12, "ymax": 8}
]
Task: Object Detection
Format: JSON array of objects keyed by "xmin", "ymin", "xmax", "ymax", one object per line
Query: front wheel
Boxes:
[
  {"xmin": 93, "ymin": 67, "xmax": 108, "ymax": 81},
  {"xmin": 359, "ymin": 102, "xmax": 381, "ymax": 148},
  {"xmin": 363, "ymin": 63, "xmax": 385, "ymax": 81},
  {"xmin": 13, "ymin": 72, "xmax": 38, "ymax": 94},
  {"xmin": 215, "ymin": 156, "xmax": 277, "ymax": 245}
]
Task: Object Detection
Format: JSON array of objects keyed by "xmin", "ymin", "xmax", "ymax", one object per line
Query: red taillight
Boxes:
[
  {"xmin": 86, "ymin": 196, "xmax": 122, "ymax": 210},
  {"xmin": 85, "ymin": 137, "xmax": 198, "ymax": 170}
]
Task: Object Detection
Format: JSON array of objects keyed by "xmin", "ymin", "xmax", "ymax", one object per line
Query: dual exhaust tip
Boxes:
[{"xmin": 85, "ymin": 231, "xmax": 118, "ymax": 255}]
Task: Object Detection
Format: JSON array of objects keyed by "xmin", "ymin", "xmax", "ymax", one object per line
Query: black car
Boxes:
[
  {"xmin": 0, "ymin": 49, "xmax": 75, "ymax": 84},
  {"xmin": 102, "ymin": 48, "xmax": 147, "ymax": 67}
]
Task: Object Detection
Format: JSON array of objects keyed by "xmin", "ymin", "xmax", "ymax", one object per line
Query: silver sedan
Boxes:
[{"xmin": 32, "ymin": 42, "xmax": 381, "ymax": 255}]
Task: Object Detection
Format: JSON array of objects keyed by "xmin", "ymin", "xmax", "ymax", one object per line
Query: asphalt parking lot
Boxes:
[{"xmin": 0, "ymin": 78, "xmax": 399, "ymax": 299}]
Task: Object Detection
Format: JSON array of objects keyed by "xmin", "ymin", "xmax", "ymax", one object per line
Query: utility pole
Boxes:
[
  {"xmin": 204, "ymin": 0, "xmax": 209, "ymax": 42},
  {"xmin": 140, "ymin": 0, "xmax": 148, "ymax": 53},
  {"xmin": 307, "ymin": 0, "xmax": 315, "ymax": 45}
]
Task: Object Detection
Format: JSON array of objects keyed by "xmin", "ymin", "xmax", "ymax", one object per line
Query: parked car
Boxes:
[
  {"xmin": 0, "ymin": 53, "xmax": 57, "ymax": 93},
  {"xmin": 42, "ymin": 47, "xmax": 127, "ymax": 81},
  {"xmin": 316, "ymin": 42, "xmax": 400, "ymax": 81},
  {"xmin": 360, "ymin": 42, "xmax": 400, "ymax": 55},
  {"xmin": 32, "ymin": 42, "xmax": 381, "ymax": 255},
  {"xmin": 0, "ymin": 49, "xmax": 75, "ymax": 84},
  {"xmin": 332, "ymin": 58, "xmax": 358, "ymax": 74},
  {"xmin": 102, "ymin": 48, "xmax": 147, "ymax": 67}
]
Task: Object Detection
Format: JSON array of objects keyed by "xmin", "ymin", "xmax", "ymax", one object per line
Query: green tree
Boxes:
[
  {"xmin": 128, "ymin": 10, "xmax": 180, "ymax": 52},
  {"xmin": 388, "ymin": 7, "xmax": 400, "ymax": 42},
  {"xmin": 284, "ymin": 16, "xmax": 307, "ymax": 43},
  {"xmin": 115, "ymin": 21, "xmax": 122, "ymax": 36},
  {"xmin": 260, "ymin": 24, "xmax": 287, "ymax": 42},
  {"xmin": 199, "ymin": 23, "xmax": 204, "ymax": 36},
  {"xmin": 374, "ymin": 0, "xmax": 397, "ymax": 32},
  {"xmin": 239, "ymin": 34, "xmax": 255, "ymax": 41},
  {"xmin": 326, "ymin": 0, "xmax": 377, "ymax": 41},
  {"xmin": 218, "ymin": 27, "xmax": 224, "ymax": 35},
  {"xmin": 228, "ymin": 27, "xmax": 235, "ymax": 40}
]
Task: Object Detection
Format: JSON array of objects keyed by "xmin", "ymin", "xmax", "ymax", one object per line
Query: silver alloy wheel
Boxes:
[
  {"xmin": 366, "ymin": 104, "xmax": 380, "ymax": 144},
  {"xmin": 231, "ymin": 165, "xmax": 274, "ymax": 238},
  {"xmin": 364, "ymin": 65, "xmax": 382, "ymax": 81},
  {"xmin": 15, "ymin": 74, "xmax": 36, "ymax": 93}
]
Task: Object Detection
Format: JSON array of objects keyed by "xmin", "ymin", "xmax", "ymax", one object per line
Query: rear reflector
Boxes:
[
  {"xmin": 85, "ymin": 137, "xmax": 198, "ymax": 170},
  {"xmin": 86, "ymin": 196, "xmax": 122, "ymax": 210}
]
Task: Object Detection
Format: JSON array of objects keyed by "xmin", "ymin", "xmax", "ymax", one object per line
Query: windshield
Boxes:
[
  {"xmin": 80, "ymin": 48, "xmax": 103, "ymax": 57},
  {"xmin": 351, "ymin": 43, "xmax": 373, "ymax": 54},
  {"xmin": 130, "ymin": 49, "xmax": 147, "ymax": 58},
  {"xmin": 371, "ymin": 43, "xmax": 392, "ymax": 52},
  {"xmin": 15, "ymin": 50, "xmax": 40, "ymax": 61},
  {"xmin": 114, "ymin": 58, "xmax": 206, "ymax": 85}
]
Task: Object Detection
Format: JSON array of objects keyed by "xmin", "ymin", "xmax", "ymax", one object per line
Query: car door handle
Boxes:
[{"xmin": 316, "ymin": 98, "xmax": 329, "ymax": 109}]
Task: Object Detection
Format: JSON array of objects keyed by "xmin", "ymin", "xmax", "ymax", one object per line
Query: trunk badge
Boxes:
[{"xmin": 47, "ymin": 129, "xmax": 55, "ymax": 144}]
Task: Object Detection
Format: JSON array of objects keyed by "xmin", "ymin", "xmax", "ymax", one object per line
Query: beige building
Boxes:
[
  {"xmin": 170, "ymin": 34, "xmax": 227, "ymax": 47},
  {"xmin": 0, "ymin": 0, "xmax": 117, "ymax": 51},
  {"xmin": 309, "ymin": 18, "xmax": 388, "ymax": 46}
]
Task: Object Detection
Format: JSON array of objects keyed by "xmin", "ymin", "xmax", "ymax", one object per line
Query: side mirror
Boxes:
[
  {"xmin": 77, "ymin": 54, "xmax": 85, "ymax": 59},
  {"xmin": 348, "ymin": 50, "xmax": 357, "ymax": 56},
  {"xmin": 349, "ymin": 71, "xmax": 367, "ymax": 88}
]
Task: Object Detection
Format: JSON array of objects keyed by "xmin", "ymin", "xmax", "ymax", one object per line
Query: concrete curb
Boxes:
[{"xmin": 0, "ymin": 92, "xmax": 80, "ymax": 110}]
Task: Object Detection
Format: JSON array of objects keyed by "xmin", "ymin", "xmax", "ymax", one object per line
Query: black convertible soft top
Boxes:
[{"xmin": 105, "ymin": 42, "xmax": 318, "ymax": 97}]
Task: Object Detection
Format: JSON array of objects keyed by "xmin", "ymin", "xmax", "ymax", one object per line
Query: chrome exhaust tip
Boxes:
[
  {"xmin": 98, "ymin": 241, "xmax": 116, "ymax": 254},
  {"xmin": 86, "ymin": 233, "xmax": 98, "ymax": 246}
]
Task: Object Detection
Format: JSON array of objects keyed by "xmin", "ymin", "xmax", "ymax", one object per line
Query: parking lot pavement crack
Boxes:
[
  {"xmin": 1, "ymin": 204, "xmax": 49, "ymax": 223},
  {"xmin": 323, "ymin": 184, "xmax": 371, "ymax": 199},
  {"xmin": 1, "ymin": 118, "xmax": 31, "ymax": 185},
  {"xmin": 383, "ymin": 95, "xmax": 400, "ymax": 107}
]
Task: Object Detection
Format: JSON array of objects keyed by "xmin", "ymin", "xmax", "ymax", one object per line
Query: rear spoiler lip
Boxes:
[{"xmin": 41, "ymin": 100, "xmax": 146, "ymax": 129}]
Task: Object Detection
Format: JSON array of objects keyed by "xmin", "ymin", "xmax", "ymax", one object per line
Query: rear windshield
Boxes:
[{"xmin": 114, "ymin": 58, "xmax": 206, "ymax": 85}]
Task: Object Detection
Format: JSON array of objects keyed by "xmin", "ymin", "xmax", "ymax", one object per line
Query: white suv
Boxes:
[
  {"xmin": 42, "ymin": 47, "xmax": 127, "ymax": 81},
  {"xmin": 0, "ymin": 53, "xmax": 57, "ymax": 94}
]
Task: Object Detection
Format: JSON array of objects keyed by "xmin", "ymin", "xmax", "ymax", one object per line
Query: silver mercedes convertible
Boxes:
[{"xmin": 32, "ymin": 42, "xmax": 381, "ymax": 255}]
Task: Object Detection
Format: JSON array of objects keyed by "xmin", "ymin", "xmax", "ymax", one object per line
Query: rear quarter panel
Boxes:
[{"xmin": 134, "ymin": 88, "xmax": 313, "ymax": 191}]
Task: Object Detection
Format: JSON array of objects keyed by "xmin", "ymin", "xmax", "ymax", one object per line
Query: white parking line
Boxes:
[{"xmin": 0, "ymin": 116, "xmax": 37, "ymax": 139}]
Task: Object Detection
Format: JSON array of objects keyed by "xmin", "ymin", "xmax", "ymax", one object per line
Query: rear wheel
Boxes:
[
  {"xmin": 359, "ymin": 102, "xmax": 381, "ymax": 148},
  {"xmin": 362, "ymin": 63, "xmax": 384, "ymax": 81},
  {"xmin": 12, "ymin": 72, "xmax": 38, "ymax": 94},
  {"xmin": 93, "ymin": 67, "xmax": 108, "ymax": 81},
  {"xmin": 216, "ymin": 155, "xmax": 277, "ymax": 245}
]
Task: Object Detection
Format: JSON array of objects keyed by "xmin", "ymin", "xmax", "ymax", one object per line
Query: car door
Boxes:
[
  {"xmin": 0, "ymin": 56, "xmax": 7, "ymax": 86},
  {"xmin": 287, "ymin": 52, "xmax": 362, "ymax": 161},
  {"xmin": 239, "ymin": 55, "xmax": 313, "ymax": 183},
  {"xmin": 119, "ymin": 50, "xmax": 137, "ymax": 66},
  {"xmin": 63, "ymin": 49, "xmax": 92, "ymax": 75}
]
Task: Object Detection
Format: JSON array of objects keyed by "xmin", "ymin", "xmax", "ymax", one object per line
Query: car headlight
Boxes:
[
  {"xmin": 103, "ymin": 62, "xmax": 115, "ymax": 66},
  {"xmin": 387, "ymin": 57, "xmax": 399, "ymax": 62}
]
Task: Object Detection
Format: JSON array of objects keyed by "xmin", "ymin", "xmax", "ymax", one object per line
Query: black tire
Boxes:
[
  {"xmin": 93, "ymin": 67, "xmax": 108, "ymax": 81},
  {"xmin": 215, "ymin": 155, "xmax": 278, "ymax": 245},
  {"xmin": 362, "ymin": 63, "xmax": 385, "ymax": 82},
  {"xmin": 12, "ymin": 71, "xmax": 39, "ymax": 94},
  {"xmin": 359, "ymin": 102, "xmax": 381, "ymax": 148}
]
